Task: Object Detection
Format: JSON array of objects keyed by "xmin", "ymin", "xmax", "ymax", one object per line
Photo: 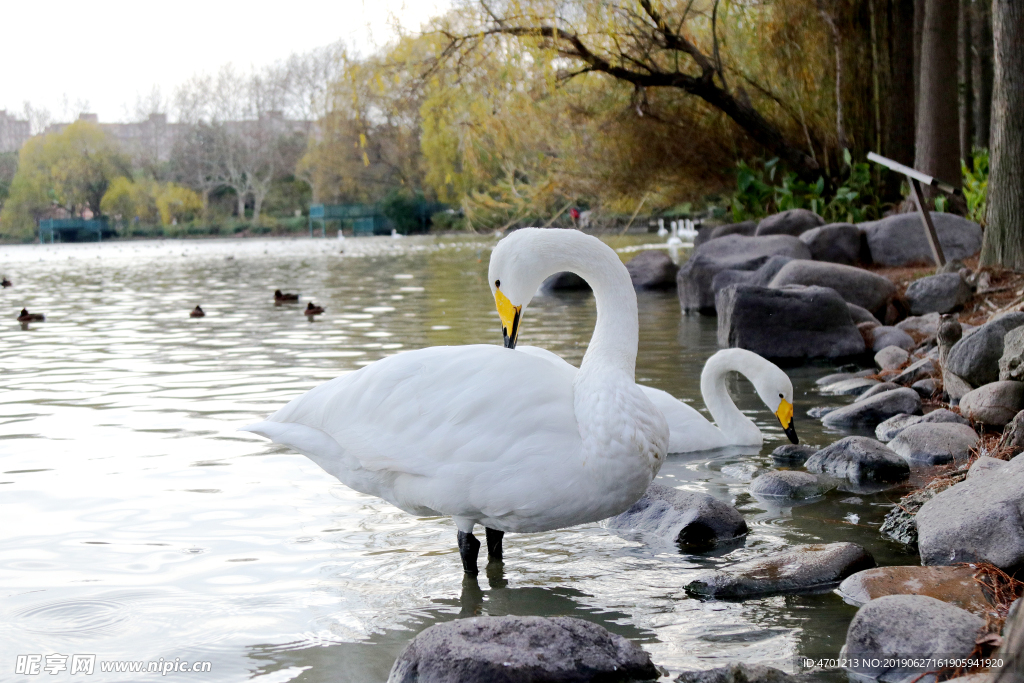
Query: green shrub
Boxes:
[{"xmin": 963, "ymin": 148, "xmax": 989, "ymax": 226}]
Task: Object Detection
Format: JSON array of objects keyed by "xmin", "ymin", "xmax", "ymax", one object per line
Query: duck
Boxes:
[
  {"xmin": 242, "ymin": 228, "xmax": 670, "ymax": 575},
  {"xmin": 274, "ymin": 289, "xmax": 300, "ymax": 303},
  {"xmin": 514, "ymin": 346, "xmax": 796, "ymax": 452},
  {"xmin": 189, "ymin": 305, "xmax": 205, "ymax": 318},
  {"xmin": 17, "ymin": 308, "xmax": 44, "ymax": 323},
  {"xmin": 1, "ymin": 277, "xmax": 11, "ymax": 288},
  {"xmin": 304, "ymin": 302, "xmax": 325, "ymax": 316}
]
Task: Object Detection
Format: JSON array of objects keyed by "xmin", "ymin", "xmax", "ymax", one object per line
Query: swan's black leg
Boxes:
[
  {"xmin": 485, "ymin": 528, "xmax": 504, "ymax": 560},
  {"xmin": 457, "ymin": 531, "xmax": 481, "ymax": 576}
]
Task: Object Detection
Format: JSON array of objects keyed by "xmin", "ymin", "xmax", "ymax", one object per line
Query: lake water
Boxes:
[{"xmin": 0, "ymin": 236, "xmax": 918, "ymax": 682}]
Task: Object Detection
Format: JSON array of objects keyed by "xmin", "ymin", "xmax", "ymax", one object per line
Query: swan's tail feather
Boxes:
[{"xmin": 241, "ymin": 420, "xmax": 350, "ymax": 478}]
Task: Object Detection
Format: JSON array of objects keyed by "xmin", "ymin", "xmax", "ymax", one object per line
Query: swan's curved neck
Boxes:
[{"xmin": 700, "ymin": 350, "xmax": 762, "ymax": 443}]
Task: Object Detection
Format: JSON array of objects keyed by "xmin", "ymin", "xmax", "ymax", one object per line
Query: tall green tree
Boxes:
[{"xmin": 915, "ymin": 0, "xmax": 961, "ymax": 190}]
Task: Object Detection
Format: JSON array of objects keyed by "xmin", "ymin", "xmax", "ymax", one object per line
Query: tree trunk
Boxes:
[
  {"xmin": 913, "ymin": 0, "xmax": 926, "ymax": 114},
  {"xmin": 915, "ymin": 0, "xmax": 961, "ymax": 192},
  {"xmin": 252, "ymin": 193, "xmax": 263, "ymax": 224},
  {"xmin": 885, "ymin": 0, "xmax": 917, "ymax": 198},
  {"xmin": 980, "ymin": 0, "xmax": 1024, "ymax": 269},
  {"xmin": 237, "ymin": 190, "xmax": 246, "ymax": 221},
  {"xmin": 971, "ymin": 0, "xmax": 994, "ymax": 148},
  {"xmin": 958, "ymin": 0, "xmax": 974, "ymax": 167}
]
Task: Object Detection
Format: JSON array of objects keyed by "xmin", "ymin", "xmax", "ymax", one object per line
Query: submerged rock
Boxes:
[
  {"xmin": 836, "ymin": 565, "xmax": 992, "ymax": 616},
  {"xmin": 805, "ymin": 436, "xmax": 910, "ymax": 484},
  {"xmin": 675, "ymin": 663, "xmax": 799, "ymax": 683},
  {"xmin": 875, "ymin": 409, "xmax": 970, "ymax": 442},
  {"xmin": 807, "ymin": 406, "xmax": 837, "ymax": 419},
  {"xmin": 959, "ymin": 381, "xmax": 1024, "ymax": 427},
  {"xmin": 387, "ymin": 615, "xmax": 658, "ymax": 683},
  {"xmin": 626, "ymin": 250, "xmax": 679, "ymax": 290},
  {"xmin": 821, "ymin": 388, "xmax": 921, "ymax": 429},
  {"xmin": 917, "ymin": 454, "xmax": 1024, "ymax": 570},
  {"xmin": 750, "ymin": 471, "xmax": 832, "ymax": 499},
  {"xmin": 842, "ymin": 595, "xmax": 985, "ymax": 681},
  {"xmin": 821, "ymin": 377, "xmax": 880, "ymax": 396},
  {"xmin": 816, "ymin": 369, "xmax": 875, "ymax": 386},
  {"xmin": 887, "ymin": 422, "xmax": 980, "ymax": 466},
  {"xmin": 770, "ymin": 444, "xmax": 819, "ymax": 466},
  {"xmin": 684, "ymin": 542, "xmax": 875, "ymax": 598},
  {"xmin": 716, "ymin": 284, "xmax": 865, "ymax": 359},
  {"xmin": 606, "ymin": 483, "xmax": 747, "ymax": 550}
]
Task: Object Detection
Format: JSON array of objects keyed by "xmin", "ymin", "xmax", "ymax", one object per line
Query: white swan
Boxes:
[
  {"xmin": 242, "ymin": 228, "xmax": 669, "ymax": 575},
  {"xmin": 514, "ymin": 346, "xmax": 797, "ymax": 452}
]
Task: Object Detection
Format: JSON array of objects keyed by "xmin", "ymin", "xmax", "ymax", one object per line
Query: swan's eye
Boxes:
[
  {"xmin": 779, "ymin": 393, "xmax": 784, "ymax": 398},
  {"xmin": 494, "ymin": 280, "xmax": 500, "ymax": 287}
]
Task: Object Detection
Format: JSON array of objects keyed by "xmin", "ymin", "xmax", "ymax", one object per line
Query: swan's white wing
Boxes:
[
  {"xmin": 243, "ymin": 344, "xmax": 584, "ymax": 525},
  {"xmin": 516, "ymin": 345, "xmax": 727, "ymax": 453}
]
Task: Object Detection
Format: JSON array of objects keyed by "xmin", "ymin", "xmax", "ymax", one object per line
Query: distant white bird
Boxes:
[
  {"xmin": 242, "ymin": 228, "xmax": 669, "ymax": 575},
  {"xmin": 391, "ymin": 229, "xmax": 403, "ymax": 239},
  {"xmin": 677, "ymin": 219, "xmax": 699, "ymax": 241},
  {"xmin": 656, "ymin": 218, "xmax": 668, "ymax": 237}
]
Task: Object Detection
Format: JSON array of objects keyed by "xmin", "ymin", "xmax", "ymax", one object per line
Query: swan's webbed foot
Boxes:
[
  {"xmin": 457, "ymin": 531, "xmax": 481, "ymax": 576},
  {"xmin": 485, "ymin": 528, "xmax": 504, "ymax": 561}
]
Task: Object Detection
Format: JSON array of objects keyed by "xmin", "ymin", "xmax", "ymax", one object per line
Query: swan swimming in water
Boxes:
[
  {"xmin": 243, "ymin": 228, "xmax": 669, "ymax": 575},
  {"xmin": 515, "ymin": 346, "xmax": 797, "ymax": 452}
]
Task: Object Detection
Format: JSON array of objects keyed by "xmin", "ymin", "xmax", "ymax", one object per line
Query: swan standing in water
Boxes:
[
  {"xmin": 516, "ymin": 346, "xmax": 797, "ymax": 452},
  {"xmin": 243, "ymin": 228, "xmax": 669, "ymax": 575}
]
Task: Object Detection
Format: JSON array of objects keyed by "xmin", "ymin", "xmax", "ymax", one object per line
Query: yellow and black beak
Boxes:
[
  {"xmin": 495, "ymin": 287, "xmax": 522, "ymax": 349},
  {"xmin": 775, "ymin": 399, "xmax": 798, "ymax": 443}
]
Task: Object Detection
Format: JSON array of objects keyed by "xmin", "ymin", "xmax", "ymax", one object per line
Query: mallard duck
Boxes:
[
  {"xmin": 17, "ymin": 308, "xmax": 44, "ymax": 322},
  {"xmin": 189, "ymin": 305, "xmax": 205, "ymax": 318}
]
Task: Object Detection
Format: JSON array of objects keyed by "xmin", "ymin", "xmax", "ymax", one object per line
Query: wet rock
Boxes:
[
  {"xmin": 755, "ymin": 208, "xmax": 825, "ymax": 237},
  {"xmin": 856, "ymin": 382, "xmax": 902, "ymax": 402},
  {"xmin": 768, "ymin": 260, "xmax": 897, "ymax": 320},
  {"xmin": 805, "ymin": 436, "xmax": 910, "ymax": 484},
  {"xmin": 750, "ymin": 471, "xmax": 832, "ymax": 498},
  {"xmin": 880, "ymin": 487, "xmax": 944, "ymax": 546},
  {"xmin": 999, "ymin": 410, "xmax": 1024, "ymax": 458},
  {"xmin": 675, "ymin": 663, "xmax": 799, "ymax": 683},
  {"xmin": 946, "ymin": 313, "xmax": 1024, "ymax": 388},
  {"xmin": 959, "ymin": 381, "xmax": 1024, "ymax": 427},
  {"xmin": 969, "ymin": 456, "xmax": 1006, "ymax": 478},
  {"xmin": 860, "ymin": 212, "xmax": 983, "ymax": 266},
  {"xmin": 892, "ymin": 357, "xmax": 938, "ymax": 386},
  {"xmin": 677, "ymin": 235, "xmax": 811, "ymax": 313},
  {"xmin": 684, "ymin": 542, "xmax": 875, "ymax": 598},
  {"xmin": 821, "ymin": 388, "xmax": 922, "ymax": 429},
  {"xmin": 836, "ymin": 565, "xmax": 993, "ymax": 616},
  {"xmin": 1000, "ymin": 327, "xmax": 1024, "ymax": 382},
  {"xmin": 875, "ymin": 409, "xmax": 971, "ymax": 442},
  {"xmin": 816, "ymin": 369, "xmax": 875, "ymax": 385},
  {"xmin": 821, "ymin": 377, "xmax": 880, "ymax": 396},
  {"xmin": 849, "ymin": 303, "xmax": 882, "ymax": 325},
  {"xmin": 905, "ymin": 273, "xmax": 973, "ymax": 315},
  {"xmin": 867, "ymin": 326, "xmax": 916, "ymax": 353},
  {"xmin": 898, "ymin": 312, "xmax": 943, "ymax": 345},
  {"xmin": 876, "ymin": 346, "xmax": 910, "ymax": 371},
  {"xmin": 842, "ymin": 595, "xmax": 985, "ymax": 681},
  {"xmin": 917, "ymin": 454, "xmax": 1024, "ymax": 570},
  {"xmin": 807, "ymin": 406, "xmax": 837, "ymax": 419},
  {"xmin": 541, "ymin": 271, "xmax": 591, "ymax": 292},
  {"xmin": 716, "ymin": 284, "xmax": 865, "ymax": 359},
  {"xmin": 911, "ymin": 378, "xmax": 938, "ymax": 398},
  {"xmin": 626, "ymin": 250, "xmax": 678, "ymax": 290},
  {"xmin": 606, "ymin": 483, "xmax": 748, "ymax": 550},
  {"xmin": 770, "ymin": 444, "xmax": 819, "ymax": 465},
  {"xmin": 799, "ymin": 222, "xmax": 866, "ymax": 265},
  {"xmin": 888, "ymin": 423, "xmax": 980, "ymax": 466},
  {"xmin": 710, "ymin": 255, "xmax": 795, "ymax": 296},
  {"xmin": 387, "ymin": 615, "xmax": 658, "ymax": 683}
]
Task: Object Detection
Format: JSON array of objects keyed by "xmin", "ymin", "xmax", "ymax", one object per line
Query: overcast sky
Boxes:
[{"xmin": 1, "ymin": 0, "xmax": 451, "ymax": 124}]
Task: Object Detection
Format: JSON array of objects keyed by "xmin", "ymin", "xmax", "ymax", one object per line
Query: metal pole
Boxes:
[{"xmin": 910, "ymin": 178, "xmax": 946, "ymax": 268}]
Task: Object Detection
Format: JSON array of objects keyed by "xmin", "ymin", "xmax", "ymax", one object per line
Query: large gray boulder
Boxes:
[
  {"xmin": 677, "ymin": 235, "xmax": 811, "ymax": 313},
  {"xmin": 821, "ymin": 388, "xmax": 922, "ymax": 429},
  {"xmin": 755, "ymin": 208, "xmax": 825, "ymax": 237},
  {"xmin": 875, "ymin": 408, "xmax": 971, "ymax": 442},
  {"xmin": 805, "ymin": 436, "xmax": 910, "ymax": 483},
  {"xmin": 542, "ymin": 271, "xmax": 591, "ymax": 292},
  {"xmin": 716, "ymin": 284, "xmax": 865, "ymax": 359},
  {"xmin": 905, "ymin": 273, "xmax": 973, "ymax": 315},
  {"xmin": 887, "ymin": 422, "xmax": 980, "ymax": 465},
  {"xmin": 799, "ymin": 222, "xmax": 866, "ymax": 265},
  {"xmin": 675, "ymin": 663, "xmax": 799, "ymax": 683},
  {"xmin": 387, "ymin": 616, "xmax": 658, "ymax": 683},
  {"xmin": 750, "ymin": 470, "xmax": 832, "ymax": 498},
  {"xmin": 768, "ymin": 260, "xmax": 897, "ymax": 319},
  {"xmin": 999, "ymin": 327, "xmax": 1024, "ymax": 381},
  {"xmin": 707, "ymin": 220, "xmax": 758, "ymax": 241},
  {"xmin": 684, "ymin": 542, "xmax": 875, "ymax": 598},
  {"xmin": 917, "ymin": 453, "xmax": 1024, "ymax": 570},
  {"xmin": 710, "ymin": 255, "xmax": 795, "ymax": 296},
  {"xmin": 836, "ymin": 565, "xmax": 993, "ymax": 616},
  {"xmin": 606, "ymin": 482, "xmax": 747, "ymax": 550},
  {"xmin": 625, "ymin": 250, "xmax": 678, "ymax": 290},
  {"xmin": 958, "ymin": 381, "xmax": 1024, "ymax": 427},
  {"xmin": 860, "ymin": 212, "xmax": 984, "ymax": 266},
  {"xmin": 945, "ymin": 312, "xmax": 1024, "ymax": 387},
  {"xmin": 842, "ymin": 595, "xmax": 985, "ymax": 681},
  {"xmin": 856, "ymin": 382, "xmax": 902, "ymax": 402}
]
